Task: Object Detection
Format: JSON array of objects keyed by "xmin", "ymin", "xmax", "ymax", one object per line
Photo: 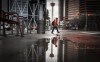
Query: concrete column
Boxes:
[
  {"xmin": 57, "ymin": 40, "xmax": 63, "ymax": 62},
  {"xmin": 64, "ymin": 40, "xmax": 67, "ymax": 62},
  {"xmin": 64, "ymin": 0, "xmax": 68, "ymax": 29},
  {"xmin": 59, "ymin": 0, "xmax": 64, "ymax": 22},
  {"xmin": 37, "ymin": 4, "xmax": 45, "ymax": 34},
  {"xmin": 64, "ymin": 40, "xmax": 78, "ymax": 62}
]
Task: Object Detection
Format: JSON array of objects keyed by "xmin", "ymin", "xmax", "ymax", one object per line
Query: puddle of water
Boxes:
[
  {"xmin": 0, "ymin": 35, "xmax": 100, "ymax": 62},
  {"xmin": 46, "ymin": 37, "xmax": 58, "ymax": 62},
  {"xmin": 63, "ymin": 35, "xmax": 100, "ymax": 62}
]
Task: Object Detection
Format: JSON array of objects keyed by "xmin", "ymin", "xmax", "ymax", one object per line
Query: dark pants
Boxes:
[{"xmin": 51, "ymin": 26, "xmax": 59, "ymax": 33}]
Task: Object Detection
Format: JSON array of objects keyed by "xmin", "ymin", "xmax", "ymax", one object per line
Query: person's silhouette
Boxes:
[{"xmin": 51, "ymin": 18, "xmax": 60, "ymax": 34}]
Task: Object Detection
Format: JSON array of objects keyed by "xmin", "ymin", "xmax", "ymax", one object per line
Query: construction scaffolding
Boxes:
[
  {"xmin": 9, "ymin": 0, "xmax": 47, "ymax": 34},
  {"xmin": 0, "ymin": 0, "xmax": 47, "ymax": 36}
]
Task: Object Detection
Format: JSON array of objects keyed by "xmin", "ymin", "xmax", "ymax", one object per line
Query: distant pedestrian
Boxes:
[{"xmin": 51, "ymin": 18, "xmax": 60, "ymax": 34}]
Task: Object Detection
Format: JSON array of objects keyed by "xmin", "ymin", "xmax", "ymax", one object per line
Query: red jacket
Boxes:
[
  {"xmin": 52, "ymin": 37, "xmax": 58, "ymax": 47},
  {"xmin": 54, "ymin": 19, "xmax": 58, "ymax": 27}
]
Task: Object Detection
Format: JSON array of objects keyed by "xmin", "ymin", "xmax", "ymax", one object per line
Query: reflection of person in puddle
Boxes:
[{"xmin": 52, "ymin": 37, "xmax": 58, "ymax": 47}]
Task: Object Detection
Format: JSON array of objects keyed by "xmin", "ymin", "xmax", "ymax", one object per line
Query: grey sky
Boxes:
[
  {"xmin": 47, "ymin": 0, "xmax": 59, "ymax": 21},
  {"xmin": 47, "ymin": 0, "xmax": 58, "ymax": 2}
]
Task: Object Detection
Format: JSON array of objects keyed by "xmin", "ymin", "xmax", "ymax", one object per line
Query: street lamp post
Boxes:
[
  {"xmin": 84, "ymin": 0, "xmax": 87, "ymax": 31},
  {"xmin": 50, "ymin": 2, "xmax": 55, "ymax": 24}
]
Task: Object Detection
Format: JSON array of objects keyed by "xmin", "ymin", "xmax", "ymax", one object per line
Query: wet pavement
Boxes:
[{"xmin": 0, "ymin": 30, "xmax": 100, "ymax": 62}]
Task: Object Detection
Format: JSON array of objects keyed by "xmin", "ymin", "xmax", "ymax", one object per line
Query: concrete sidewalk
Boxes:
[
  {"xmin": 0, "ymin": 30, "xmax": 100, "ymax": 42},
  {"xmin": 0, "ymin": 30, "xmax": 56, "ymax": 44}
]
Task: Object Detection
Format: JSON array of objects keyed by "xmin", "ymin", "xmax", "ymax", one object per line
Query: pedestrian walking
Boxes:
[{"xmin": 51, "ymin": 18, "xmax": 60, "ymax": 34}]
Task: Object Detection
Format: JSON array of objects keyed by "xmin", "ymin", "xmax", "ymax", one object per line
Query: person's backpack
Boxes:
[{"xmin": 52, "ymin": 21, "xmax": 54, "ymax": 26}]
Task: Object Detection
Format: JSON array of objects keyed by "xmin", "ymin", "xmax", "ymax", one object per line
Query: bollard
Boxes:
[
  {"xmin": 3, "ymin": 22, "xmax": 6, "ymax": 36},
  {"xmin": 11, "ymin": 24, "xmax": 13, "ymax": 35},
  {"xmin": 16, "ymin": 24, "xmax": 19, "ymax": 36},
  {"xmin": 21, "ymin": 20, "xmax": 24, "ymax": 35}
]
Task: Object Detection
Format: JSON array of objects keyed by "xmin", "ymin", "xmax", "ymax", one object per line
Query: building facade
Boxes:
[
  {"xmin": 63, "ymin": 0, "xmax": 100, "ymax": 31},
  {"xmin": 79, "ymin": 0, "xmax": 100, "ymax": 30}
]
